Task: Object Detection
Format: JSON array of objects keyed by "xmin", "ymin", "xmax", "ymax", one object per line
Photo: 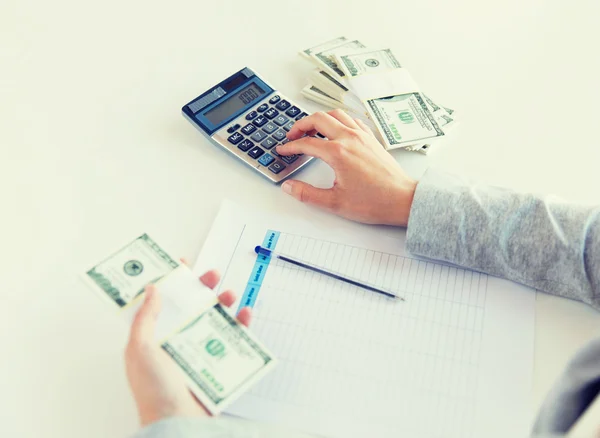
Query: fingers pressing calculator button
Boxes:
[
  {"xmin": 253, "ymin": 116, "xmax": 268, "ymax": 127},
  {"xmin": 264, "ymin": 108, "xmax": 279, "ymax": 119},
  {"xmin": 257, "ymin": 104, "xmax": 269, "ymax": 113},
  {"xmin": 238, "ymin": 139, "xmax": 254, "ymax": 152},
  {"xmin": 274, "ymin": 115, "xmax": 289, "ymax": 126},
  {"xmin": 247, "ymin": 146, "xmax": 264, "ymax": 159},
  {"xmin": 285, "ymin": 106, "xmax": 301, "ymax": 117},
  {"xmin": 272, "ymin": 129, "xmax": 287, "ymax": 142},
  {"xmin": 295, "ymin": 112, "xmax": 308, "ymax": 121},
  {"xmin": 227, "ymin": 124, "xmax": 241, "ymax": 134},
  {"xmin": 227, "ymin": 132, "xmax": 243, "ymax": 145},
  {"xmin": 258, "ymin": 153, "xmax": 275, "ymax": 166},
  {"xmin": 262, "ymin": 122, "xmax": 278, "ymax": 134},
  {"xmin": 245, "ymin": 111, "xmax": 258, "ymax": 120},
  {"xmin": 268, "ymin": 161, "xmax": 286, "ymax": 174},
  {"xmin": 269, "ymin": 95, "xmax": 281, "ymax": 104},
  {"xmin": 261, "ymin": 137, "xmax": 277, "ymax": 150},
  {"xmin": 251, "ymin": 130, "xmax": 268, "ymax": 142},
  {"xmin": 275, "ymin": 100, "xmax": 291, "ymax": 111},
  {"xmin": 241, "ymin": 124, "xmax": 257, "ymax": 135},
  {"xmin": 283, "ymin": 121, "xmax": 295, "ymax": 131},
  {"xmin": 281, "ymin": 154, "xmax": 299, "ymax": 164}
]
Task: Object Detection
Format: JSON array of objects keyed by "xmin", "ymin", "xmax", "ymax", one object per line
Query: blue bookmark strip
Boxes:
[{"xmin": 238, "ymin": 230, "xmax": 280, "ymax": 312}]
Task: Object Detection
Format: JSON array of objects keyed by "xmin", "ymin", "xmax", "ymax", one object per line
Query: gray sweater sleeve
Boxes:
[
  {"xmin": 406, "ymin": 170, "xmax": 600, "ymax": 310},
  {"xmin": 406, "ymin": 169, "xmax": 600, "ymax": 435}
]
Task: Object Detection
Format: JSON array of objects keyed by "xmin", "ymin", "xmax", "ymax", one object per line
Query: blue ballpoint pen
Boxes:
[{"xmin": 254, "ymin": 246, "xmax": 404, "ymax": 300}]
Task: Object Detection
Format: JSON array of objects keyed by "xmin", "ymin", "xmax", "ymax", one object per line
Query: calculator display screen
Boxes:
[{"xmin": 204, "ymin": 83, "xmax": 266, "ymax": 125}]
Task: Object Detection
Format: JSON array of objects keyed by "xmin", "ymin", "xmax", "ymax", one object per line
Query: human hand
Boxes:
[
  {"xmin": 277, "ymin": 110, "xmax": 418, "ymax": 226},
  {"xmin": 124, "ymin": 266, "xmax": 251, "ymax": 426}
]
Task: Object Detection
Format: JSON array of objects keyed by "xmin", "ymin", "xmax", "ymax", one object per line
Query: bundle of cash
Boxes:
[
  {"xmin": 83, "ymin": 234, "xmax": 277, "ymax": 414},
  {"xmin": 300, "ymin": 37, "xmax": 456, "ymax": 154}
]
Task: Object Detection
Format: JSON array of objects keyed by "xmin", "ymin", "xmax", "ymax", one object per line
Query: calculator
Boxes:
[{"xmin": 182, "ymin": 68, "xmax": 315, "ymax": 183}]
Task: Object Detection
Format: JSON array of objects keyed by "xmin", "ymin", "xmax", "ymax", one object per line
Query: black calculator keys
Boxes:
[
  {"xmin": 275, "ymin": 100, "xmax": 291, "ymax": 111},
  {"xmin": 245, "ymin": 111, "xmax": 258, "ymax": 120},
  {"xmin": 271, "ymin": 129, "xmax": 287, "ymax": 142},
  {"xmin": 241, "ymin": 123, "xmax": 257, "ymax": 135},
  {"xmin": 253, "ymin": 115, "xmax": 268, "ymax": 127},
  {"xmin": 285, "ymin": 106, "xmax": 301, "ymax": 118},
  {"xmin": 227, "ymin": 132, "xmax": 243, "ymax": 145},
  {"xmin": 283, "ymin": 120, "xmax": 295, "ymax": 131},
  {"xmin": 269, "ymin": 161, "xmax": 286, "ymax": 174},
  {"xmin": 269, "ymin": 95, "xmax": 281, "ymax": 104},
  {"xmin": 281, "ymin": 154, "xmax": 299, "ymax": 164},
  {"xmin": 261, "ymin": 137, "xmax": 277, "ymax": 150},
  {"xmin": 238, "ymin": 139, "xmax": 254, "ymax": 152},
  {"xmin": 264, "ymin": 108, "xmax": 279, "ymax": 119},
  {"xmin": 250, "ymin": 130, "xmax": 268, "ymax": 142},
  {"xmin": 248, "ymin": 146, "xmax": 264, "ymax": 159},
  {"xmin": 262, "ymin": 122, "xmax": 278, "ymax": 134},
  {"xmin": 273, "ymin": 115, "xmax": 289, "ymax": 126},
  {"xmin": 257, "ymin": 103, "xmax": 269, "ymax": 112},
  {"xmin": 227, "ymin": 123, "xmax": 241, "ymax": 134},
  {"xmin": 295, "ymin": 112, "xmax": 308, "ymax": 121}
]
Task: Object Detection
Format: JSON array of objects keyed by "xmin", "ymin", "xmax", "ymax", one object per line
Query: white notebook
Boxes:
[{"xmin": 194, "ymin": 200, "xmax": 536, "ymax": 438}]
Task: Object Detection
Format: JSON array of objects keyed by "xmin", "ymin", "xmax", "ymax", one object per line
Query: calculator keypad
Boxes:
[{"xmin": 213, "ymin": 92, "xmax": 312, "ymax": 183}]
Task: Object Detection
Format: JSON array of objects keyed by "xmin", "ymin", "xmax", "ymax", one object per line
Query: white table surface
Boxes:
[{"xmin": 2, "ymin": 0, "xmax": 600, "ymax": 436}]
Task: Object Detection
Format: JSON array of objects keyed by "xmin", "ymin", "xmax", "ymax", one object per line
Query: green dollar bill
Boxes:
[
  {"xmin": 163, "ymin": 303, "xmax": 275, "ymax": 408},
  {"xmin": 338, "ymin": 49, "xmax": 401, "ymax": 77},
  {"xmin": 302, "ymin": 36, "xmax": 348, "ymax": 58},
  {"xmin": 366, "ymin": 93, "xmax": 445, "ymax": 147},
  {"xmin": 86, "ymin": 234, "xmax": 179, "ymax": 307},
  {"xmin": 314, "ymin": 40, "xmax": 366, "ymax": 77}
]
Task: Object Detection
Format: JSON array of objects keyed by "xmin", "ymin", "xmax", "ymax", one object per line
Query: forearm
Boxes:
[
  {"xmin": 406, "ymin": 170, "xmax": 600, "ymax": 309},
  {"xmin": 132, "ymin": 417, "xmax": 260, "ymax": 438}
]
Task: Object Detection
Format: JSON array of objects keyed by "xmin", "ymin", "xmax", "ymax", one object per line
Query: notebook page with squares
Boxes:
[{"xmin": 194, "ymin": 200, "xmax": 536, "ymax": 438}]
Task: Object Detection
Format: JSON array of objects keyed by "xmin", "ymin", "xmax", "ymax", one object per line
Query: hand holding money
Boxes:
[{"xmin": 125, "ymin": 268, "xmax": 252, "ymax": 425}]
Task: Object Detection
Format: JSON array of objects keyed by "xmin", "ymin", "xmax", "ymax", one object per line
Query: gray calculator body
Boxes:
[{"xmin": 182, "ymin": 68, "xmax": 313, "ymax": 184}]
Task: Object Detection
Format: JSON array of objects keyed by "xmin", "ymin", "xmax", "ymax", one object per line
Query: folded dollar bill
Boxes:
[{"xmin": 83, "ymin": 234, "xmax": 277, "ymax": 414}]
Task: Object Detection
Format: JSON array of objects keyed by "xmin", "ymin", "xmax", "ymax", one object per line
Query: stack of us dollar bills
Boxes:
[{"xmin": 300, "ymin": 37, "xmax": 456, "ymax": 155}]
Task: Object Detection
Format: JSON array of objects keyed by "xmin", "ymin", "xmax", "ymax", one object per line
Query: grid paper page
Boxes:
[{"xmin": 195, "ymin": 201, "xmax": 536, "ymax": 438}]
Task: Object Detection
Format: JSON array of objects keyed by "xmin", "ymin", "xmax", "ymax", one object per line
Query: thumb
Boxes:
[
  {"xmin": 130, "ymin": 285, "xmax": 161, "ymax": 344},
  {"xmin": 281, "ymin": 180, "xmax": 335, "ymax": 209}
]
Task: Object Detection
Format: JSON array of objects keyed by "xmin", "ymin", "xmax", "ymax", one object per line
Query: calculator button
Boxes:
[
  {"xmin": 253, "ymin": 116, "xmax": 268, "ymax": 127},
  {"xmin": 269, "ymin": 95, "xmax": 281, "ymax": 104},
  {"xmin": 285, "ymin": 106, "xmax": 301, "ymax": 117},
  {"xmin": 283, "ymin": 121, "xmax": 295, "ymax": 131},
  {"xmin": 280, "ymin": 138, "xmax": 290, "ymax": 145},
  {"xmin": 247, "ymin": 146, "xmax": 264, "ymax": 159},
  {"xmin": 227, "ymin": 124, "xmax": 241, "ymax": 134},
  {"xmin": 262, "ymin": 122, "xmax": 278, "ymax": 134},
  {"xmin": 264, "ymin": 108, "xmax": 279, "ymax": 119},
  {"xmin": 260, "ymin": 137, "xmax": 277, "ymax": 150},
  {"xmin": 271, "ymin": 129, "xmax": 287, "ymax": 142},
  {"xmin": 237, "ymin": 139, "xmax": 254, "ymax": 152},
  {"xmin": 227, "ymin": 132, "xmax": 243, "ymax": 145},
  {"xmin": 275, "ymin": 100, "xmax": 291, "ymax": 111},
  {"xmin": 241, "ymin": 123, "xmax": 257, "ymax": 135},
  {"xmin": 258, "ymin": 153, "xmax": 275, "ymax": 166},
  {"xmin": 269, "ymin": 161, "xmax": 286, "ymax": 174},
  {"xmin": 250, "ymin": 130, "xmax": 268, "ymax": 142},
  {"xmin": 245, "ymin": 111, "xmax": 258, "ymax": 120},
  {"xmin": 281, "ymin": 154, "xmax": 299, "ymax": 164},
  {"xmin": 295, "ymin": 112, "xmax": 308, "ymax": 121},
  {"xmin": 257, "ymin": 104, "xmax": 269, "ymax": 113},
  {"xmin": 273, "ymin": 115, "xmax": 289, "ymax": 126}
]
